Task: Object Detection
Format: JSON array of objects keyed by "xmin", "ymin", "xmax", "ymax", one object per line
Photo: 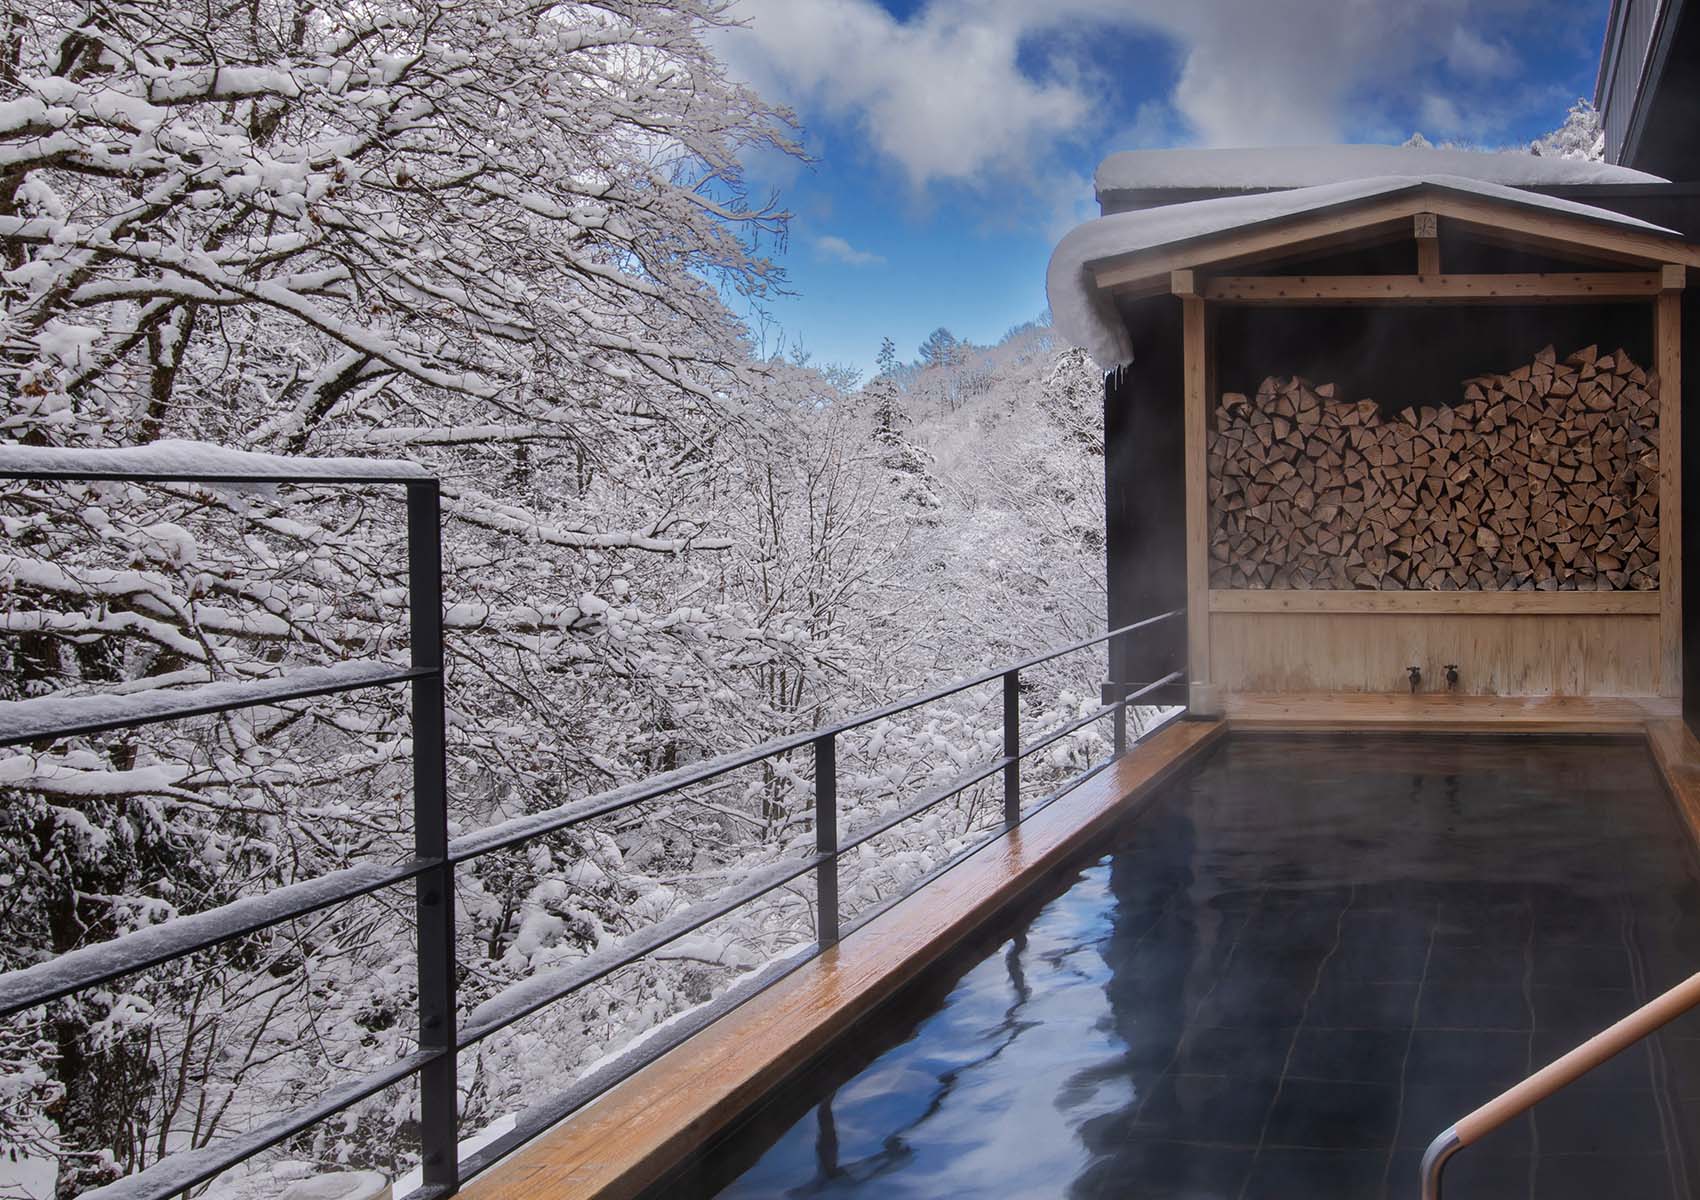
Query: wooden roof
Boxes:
[{"xmin": 1088, "ymin": 180, "xmax": 1700, "ymax": 299}]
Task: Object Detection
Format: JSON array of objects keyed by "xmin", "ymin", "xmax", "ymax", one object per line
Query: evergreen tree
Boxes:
[
  {"xmin": 918, "ymin": 328, "xmax": 963, "ymax": 369},
  {"xmin": 868, "ymin": 338, "xmax": 904, "ymax": 444}
]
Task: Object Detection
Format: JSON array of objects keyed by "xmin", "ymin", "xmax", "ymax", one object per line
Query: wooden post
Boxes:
[
  {"xmin": 1659, "ymin": 271, "xmax": 1684, "ymax": 698},
  {"xmin": 1414, "ymin": 212, "xmax": 1440, "ymax": 277},
  {"xmin": 1182, "ymin": 293, "xmax": 1214, "ymax": 713}
]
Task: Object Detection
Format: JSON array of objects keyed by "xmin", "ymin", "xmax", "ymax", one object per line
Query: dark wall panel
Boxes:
[
  {"xmin": 1215, "ymin": 304, "xmax": 1655, "ymax": 417},
  {"xmin": 1104, "ymin": 296, "xmax": 1186, "ymax": 699}
]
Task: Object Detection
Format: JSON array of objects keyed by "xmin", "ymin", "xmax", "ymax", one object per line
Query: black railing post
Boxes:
[
  {"xmin": 1112, "ymin": 632, "xmax": 1129, "ymax": 757},
  {"xmin": 814, "ymin": 733, "xmax": 840, "ymax": 946},
  {"xmin": 408, "ymin": 480, "xmax": 459, "ymax": 1193},
  {"xmin": 1003, "ymin": 669, "xmax": 1020, "ymax": 826}
]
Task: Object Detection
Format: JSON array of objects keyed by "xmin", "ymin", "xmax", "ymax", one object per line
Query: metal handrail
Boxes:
[
  {"xmin": 0, "ymin": 447, "xmax": 1190, "ymax": 1200},
  {"xmin": 1422, "ymin": 968, "xmax": 1700, "ymax": 1197}
]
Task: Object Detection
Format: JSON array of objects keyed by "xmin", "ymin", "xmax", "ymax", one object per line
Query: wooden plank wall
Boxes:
[{"xmin": 1210, "ymin": 611, "xmax": 1661, "ymax": 696}]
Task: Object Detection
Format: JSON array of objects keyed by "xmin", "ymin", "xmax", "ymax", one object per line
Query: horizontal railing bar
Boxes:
[
  {"xmin": 1114, "ymin": 670, "xmax": 1188, "ymax": 706},
  {"xmin": 1018, "ymin": 702, "xmax": 1116, "ymax": 759},
  {"xmin": 450, "ymin": 611, "xmax": 1182, "ymax": 861},
  {"xmin": 838, "ymin": 669, "xmax": 1184, "ymax": 859},
  {"xmin": 838, "ymin": 748, "xmax": 1123, "ymax": 942},
  {"xmin": 1014, "ymin": 671, "xmax": 1185, "ymax": 762},
  {"xmin": 818, "ymin": 609, "xmax": 1182, "ymax": 740},
  {"xmin": 443, "ymin": 946, "xmax": 822, "ymax": 1195},
  {"xmin": 840, "ymin": 804, "xmax": 1049, "ymax": 942},
  {"xmin": 0, "ymin": 661, "xmax": 429, "ymax": 748},
  {"xmin": 0, "ymin": 443, "xmax": 431, "ymax": 485},
  {"xmin": 839, "ymin": 706, "xmax": 1185, "ymax": 944},
  {"xmin": 458, "ymin": 851, "xmax": 831, "ymax": 1046},
  {"xmin": 81, "ymin": 1047, "xmax": 446, "ymax": 1200},
  {"xmin": 837, "ymin": 757, "xmax": 1013, "ymax": 856},
  {"xmin": 0, "ymin": 856, "xmax": 437, "ymax": 1018},
  {"xmin": 1, "ymin": 469, "xmax": 426, "ymax": 484}
]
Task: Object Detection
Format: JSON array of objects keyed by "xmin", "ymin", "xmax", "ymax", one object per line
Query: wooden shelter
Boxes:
[{"xmin": 1048, "ymin": 161, "xmax": 1700, "ymax": 725}]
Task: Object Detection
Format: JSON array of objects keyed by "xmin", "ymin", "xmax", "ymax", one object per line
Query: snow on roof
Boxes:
[
  {"xmin": 1095, "ymin": 145, "xmax": 1666, "ymax": 197},
  {"xmin": 1048, "ymin": 174, "xmax": 1683, "ymax": 370},
  {"xmin": 0, "ymin": 439, "xmax": 431, "ymax": 482}
]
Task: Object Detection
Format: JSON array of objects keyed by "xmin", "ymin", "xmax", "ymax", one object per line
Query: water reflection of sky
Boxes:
[{"xmin": 717, "ymin": 863, "xmax": 1134, "ymax": 1198}]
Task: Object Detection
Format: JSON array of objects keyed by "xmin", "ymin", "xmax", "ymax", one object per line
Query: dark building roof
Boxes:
[{"xmin": 1597, "ymin": 0, "xmax": 1700, "ymax": 178}]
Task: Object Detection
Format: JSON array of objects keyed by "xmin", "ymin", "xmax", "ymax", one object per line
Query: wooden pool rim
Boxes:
[{"xmin": 461, "ymin": 697, "xmax": 1700, "ymax": 1200}]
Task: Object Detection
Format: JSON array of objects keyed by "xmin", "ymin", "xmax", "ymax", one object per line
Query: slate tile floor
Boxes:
[{"xmin": 668, "ymin": 736, "xmax": 1700, "ymax": 1199}]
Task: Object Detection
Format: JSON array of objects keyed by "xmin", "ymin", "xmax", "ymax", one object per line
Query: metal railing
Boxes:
[
  {"xmin": 1422, "ymin": 968, "xmax": 1700, "ymax": 1197},
  {"xmin": 0, "ymin": 451, "xmax": 1187, "ymax": 1200}
]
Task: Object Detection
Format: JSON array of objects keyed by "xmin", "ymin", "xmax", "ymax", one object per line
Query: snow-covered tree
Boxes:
[{"xmin": 1530, "ymin": 98, "xmax": 1606, "ymax": 162}]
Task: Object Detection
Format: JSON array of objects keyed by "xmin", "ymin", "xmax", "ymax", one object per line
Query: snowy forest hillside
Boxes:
[{"xmin": 0, "ymin": 4, "xmax": 1114, "ymax": 1195}]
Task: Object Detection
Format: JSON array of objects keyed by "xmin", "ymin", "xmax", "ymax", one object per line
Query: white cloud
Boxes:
[
  {"xmin": 723, "ymin": 0, "xmax": 1548, "ymax": 185},
  {"xmin": 813, "ymin": 233, "xmax": 886, "ymax": 265},
  {"xmin": 1114, "ymin": 99, "xmax": 1182, "ymax": 151},
  {"xmin": 1419, "ymin": 92, "xmax": 1466, "ymax": 135},
  {"xmin": 721, "ymin": 0, "xmax": 1090, "ymax": 189},
  {"xmin": 1447, "ymin": 26, "xmax": 1516, "ymax": 76}
]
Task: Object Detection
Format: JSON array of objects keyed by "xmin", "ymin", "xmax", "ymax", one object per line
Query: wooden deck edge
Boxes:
[
  {"xmin": 460, "ymin": 718, "xmax": 1228, "ymax": 1200},
  {"xmin": 1223, "ymin": 691, "xmax": 1680, "ymax": 734},
  {"xmin": 1645, "ymin": 717, "xmax": 1700, "ymax": 851}
]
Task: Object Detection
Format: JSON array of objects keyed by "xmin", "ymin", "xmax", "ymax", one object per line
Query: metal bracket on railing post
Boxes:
[
  {"xmin": 814, "ymin": 733, "xmax": 840, "ymax": 947},
  {"xmin": 1003, "ymin": 669, "xmax": 1021, "ymax": 826},
  {"xmin": 408, "ymin": 480, "xmax": 459, "ymax": 1195}
]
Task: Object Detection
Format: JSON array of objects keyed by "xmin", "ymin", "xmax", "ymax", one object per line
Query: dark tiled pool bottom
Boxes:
[{"xmin": 679, "ymin": 736, "xmax": 1700, "ymax": 1199}]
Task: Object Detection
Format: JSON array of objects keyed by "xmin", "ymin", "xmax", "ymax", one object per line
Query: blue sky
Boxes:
[{"xmin": 715, "ymin": 0, "xmax": 1610, "ymax": 379}]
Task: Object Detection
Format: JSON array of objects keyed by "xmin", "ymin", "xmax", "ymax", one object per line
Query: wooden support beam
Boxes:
[
  {"xmin": 1200, "ymin": 272, "xmax": 1667, "ymax": 305},
  {"xmin": 1096, "ymin": 197, "xmax": 1419, "ymax": 291},
  {"xmin": 1182, "ymin": 295, "xmax": 1211, "ymax": 709},
  {"xmin": 1415, "ymin": 212, "xmax": 1440, "ymax": 277},
  {"xmin": 1208, "ymin": 589, "xmax": 1662, "ymax": 616},
  {"xmin": 1170, "ymin": 268, "xmax": 1197, "ymax": 297},
  {"xmin": 1663, "ymin": 263, "xmax": 1687, "ymax": 291},
  {"xmin": 1658, "ymin": 289, "xmax": 1683, "ymax": 698}
]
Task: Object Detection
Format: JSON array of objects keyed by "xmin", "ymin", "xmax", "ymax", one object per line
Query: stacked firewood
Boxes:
[{"xmin": 1208, "ymin": 345, "xmax": 1660, "ymax": 590}]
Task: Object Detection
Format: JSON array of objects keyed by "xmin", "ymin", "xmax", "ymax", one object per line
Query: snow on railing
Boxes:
[
  {"xmin": 0, "ymin": 438, "xmax": 429, "ymax": 483},
  {"xmin": 0, "ymin": 660, "xmax": 423, "ymax": 747}
]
